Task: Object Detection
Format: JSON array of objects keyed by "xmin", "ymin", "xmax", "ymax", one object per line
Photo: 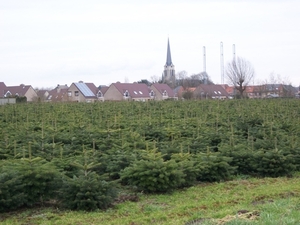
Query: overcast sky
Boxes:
[{"xmin": 1, "ymin": 0, "xmax": 300, "ymax": 88}]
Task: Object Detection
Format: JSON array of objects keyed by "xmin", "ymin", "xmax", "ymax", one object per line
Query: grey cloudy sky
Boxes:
[{"xmin": 1, "ymin": 0, "xmax": 299, "ymax": 88}]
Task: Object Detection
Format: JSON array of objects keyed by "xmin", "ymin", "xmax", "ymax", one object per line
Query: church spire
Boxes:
[
  {"xmin": 163, "ymin": 38, "xmax": 175, "ymax": 87},
  {"xmin": 166, "ymin": 38, "xmax": 173, "ymax": 66}
]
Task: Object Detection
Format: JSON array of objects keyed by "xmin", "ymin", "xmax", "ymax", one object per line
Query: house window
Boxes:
[
  {"xmin": 163, "ymin": 90, "xmax": 167, "ymax": 96},
  {"xmin": 124, "ymin": 90, "xmax": 129, "ymax": 97},
  {"xmin": 68, "ymin": 91, "xmax": 72, "ymax": 97},
  {"xmin": 75, "ymin": 91, "xmax": 79, "ymax": 96},
  {"xmin": 97, "ymin": 91, "xmax": 103, "ymax": 98},
  {"xmin": 4, "ymin": 91, "xmax": 12, "ymax": 97},
  {"xmin": 150, "ymin": 90, "xmax": 154, "ymax": 97}
]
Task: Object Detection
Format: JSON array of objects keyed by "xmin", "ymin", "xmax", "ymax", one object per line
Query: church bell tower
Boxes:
[{"xmin": 163, "ymin": 38, "xmax": 175, "ymax": 86}]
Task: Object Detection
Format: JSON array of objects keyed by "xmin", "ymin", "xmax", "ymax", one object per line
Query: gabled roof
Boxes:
[
  {"xmin": 0, "ymin": 82, "xmax": 7, "ymax": 97},
  {"xmin": 4, "ymin": 84, "xmax": 32, "ymax": 96},
  {"xmin": 246, "ymin": 86, "xmax": 254, "ymax": 93},
  {"xmin": 173, "ymin": 86, "xmax": 182, "ymax": 95},
  {"xmin": 152, "ymin": 83, "xmax": 175, "ymax": 97},
  {"xmin": 282, "ymin": 84, "xmax": 297, "ymax": 93},
  {"xmin": 263, "ymin": 84, "xmax": 297, "ymax": 94},
  {"xmin": 99, "ymin": 86, "xmax": 109, "ymax": 95},
  {"xmin": 173, "ymin": 86, "xmax": 199, "ymax": 98},
  {"xmin": 73, "ymin": 82, "xmax": 97, "ymax": 98},
  {"xmin": 0, "ymin": 82, "xmax": 6, "ymax": 89},
  {"xmin": 85, "ymin": 83, "xmax": 99, "ymax": 95},
  {"xmin": 112, "ymin": 82, "xmax": 151, "ymax": 98},
  {"xmin": 36, "ymin": 90, "xmax": 49, "ymax": 98},
  {"xmin": 265, "ymin": 84, "xmax": 281, "ymax": 91},
  {"xmin": 197, "ymin": 84, "xmax": 228, "ymax": 97},
  {"xmin": 245, "ymin": 85, "xmax": 263, "ymax": 93},
  {"xmin": 223, "ymin": 85, "xmax": 235, "ymax": 95},
  {"xmin": 185, "ymin": 87, "xmax": 196, "ymax": 92},
  {"xmin": 47, "ymin": 88, "xmax": 68, "ymax": 101}
]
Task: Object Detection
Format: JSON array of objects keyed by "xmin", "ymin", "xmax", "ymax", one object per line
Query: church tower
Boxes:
[{"xmin": 163, "ymin": 38, "xmax": 175, "ymax": 86}]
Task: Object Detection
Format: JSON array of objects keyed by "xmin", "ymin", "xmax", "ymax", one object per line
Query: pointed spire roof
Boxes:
[{"xmin": 166, "ymin": 38, "xmax": 173, "ymax": 66}]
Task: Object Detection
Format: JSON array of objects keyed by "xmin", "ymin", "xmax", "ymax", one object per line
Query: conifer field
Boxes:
[{"xmin": 1, "ymin": 99, "xmax": 300, "ymax": 224}]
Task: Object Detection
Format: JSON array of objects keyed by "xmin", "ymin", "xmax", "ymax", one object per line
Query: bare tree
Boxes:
[
  {"xmin": 268, "ymin": 72, "xmax": 291, "ymax": 86},
  {"xmin": 226, "ymin": 57, "xmax": 255, "ymax": 98},
  {"xmin": 175, "ymin": 70, "xmax": 188, "ymax": 89},
  {"xmin": 150, "ymin": 75, "xmax": 160, "ymax": 83},
  {"xmin": 190, "ymin": 72, "xmax": 214, "ymax": 85},
  {"xmin": 176, "ymin": 70, "xmax": 214, "ymax": 90},
  {"xmin": 176, "ymin": 70, "xmax": 188, "ymax": 80}
]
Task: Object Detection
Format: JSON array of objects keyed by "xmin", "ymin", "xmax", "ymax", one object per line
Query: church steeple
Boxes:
[
  {"xmin": 166, "ymin": 38, "xmax": 173, "ymax": 66},
  {"xmin": 163, "ymin": 38, "xmax": 175, "ymax": 87}
]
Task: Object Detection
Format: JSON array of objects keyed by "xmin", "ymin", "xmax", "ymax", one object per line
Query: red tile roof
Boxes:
[
  {"xmin": 223, "ymin": 85, "xmax": 234, "ymax": 95},
  {"xmin": 185, "ymin": 87, "xmax": 196, "ymax": 92},
  {"xmin": 245, "ymin": 85, "xmax": 264, "ymax": 93}
]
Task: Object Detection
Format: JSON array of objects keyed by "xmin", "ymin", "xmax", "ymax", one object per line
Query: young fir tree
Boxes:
[
  {"xmin": 0, "ymin": 148, "xmax": 60, "ymax": 212},
  {"xmin": 195, "ymin": 149, "xmax": 236, "ymax": 182},
  {"xmin": 59, "ymin": 146, "xmax": 117, "ymax": 211},
  {"xmin": 121, "ymin": 146, "xmax": 185, "ymax": 193},
  {"xmin": 252, "ymin": 148, "xmax": 295, "ymax": 177},
  {"xmin": 171, "ymin": 146, "xmax": 200, "ymax": 187}
]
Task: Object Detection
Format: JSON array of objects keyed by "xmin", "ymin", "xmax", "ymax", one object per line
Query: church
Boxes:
[{"xmin": 162, "ymin": 38, "xmax": 176, "ymax": 88}]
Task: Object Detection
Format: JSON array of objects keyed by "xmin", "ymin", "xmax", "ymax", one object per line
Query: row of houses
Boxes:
[
  {"xmin": 175, "ymin": 83, "xmax": 298, "ymax": 100},
  {"xmin": 223, "ymin": 84, "xmax": 299, "ymax": 99},
  {"xmin": 1, "ymin": 81, "xmax": 299, "ymax": 105},
  {"xmin": 0, "ymin": 81, "xmax": 178, "ymax": 103}
]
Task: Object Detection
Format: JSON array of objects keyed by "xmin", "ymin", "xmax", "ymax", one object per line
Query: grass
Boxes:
[{"xmin": 1, "ymin": 176, "xmax": 300, "ymax": 225}]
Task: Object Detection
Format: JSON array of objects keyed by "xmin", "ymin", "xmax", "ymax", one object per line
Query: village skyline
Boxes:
[{"xmin": 1, "ymin": 1, "xmax": 300, "ymax": 87}]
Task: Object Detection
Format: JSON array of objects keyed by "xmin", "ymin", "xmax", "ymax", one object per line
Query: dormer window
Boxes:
[
  {"xmin": 124, "ymin": 90, "xmax": 129, "ymax": 97},
  {"xmin": 162, "ymin": 90, "xmax": 168, "ymax": 96},
  {"xmin": 97, "ymin": 91, "xmax": 103, "ymax": 98},
  {"xmin": 150, "ymin": 90, "xmax": 154, "ymax": 97},
  {"xmin": 4, "ymin": 91, "xmax": 12, "ymax": 97}
]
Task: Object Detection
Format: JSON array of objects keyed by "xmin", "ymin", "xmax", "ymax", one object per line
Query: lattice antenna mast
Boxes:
[
  {"xmin": 203, "ymin": 46, "xmax": 206, "ymax": 72},
  {"xmin": 233, "ymin": 44, "xmax": 236, "ymax": 60},
  {"xmin": 220, "ymin": 42, "xmax": 224, "ymax": 84}
]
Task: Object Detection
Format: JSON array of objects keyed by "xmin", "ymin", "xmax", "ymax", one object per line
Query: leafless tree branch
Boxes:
[{"xmin": 226, "ymin": 57, "xmax": 255, "ymax": 97}]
